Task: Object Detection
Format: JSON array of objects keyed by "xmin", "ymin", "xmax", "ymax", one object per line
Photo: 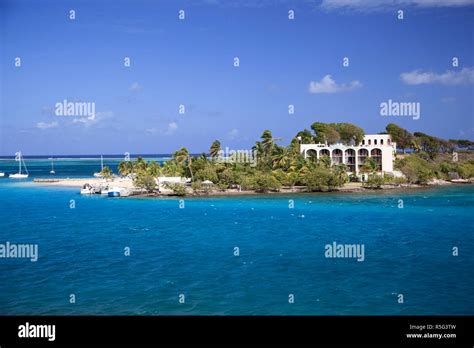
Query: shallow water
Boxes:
[{"xmin": 0, "ymin": 160, "xmax": 473, "ymax": 315}]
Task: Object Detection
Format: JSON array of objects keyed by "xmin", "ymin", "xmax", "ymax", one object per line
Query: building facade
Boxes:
[{"xmin": 300, "ymin": 134, "xmax": 396, "ymax": 174}]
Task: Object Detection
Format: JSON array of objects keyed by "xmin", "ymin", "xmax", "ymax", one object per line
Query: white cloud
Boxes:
[
  {"xmin": 321, "ymin": 0, "xmax": 474, "ymax": 11},
  {"xmin": 36, "ymin": 121, "xmax": 58, "ymax": 130},
  {"xmin": 227, "ymin": 128, "xmax": 239, "ymax": 140},
  {"xmin": 73, "ymin": 111, "xmax": 114, "ymax": 127},
  {"xmin": 400, "ymin": 67, "xmax": 474, "ymax": 86},
  {"xmin": 308, "ymin": 75, "xmax": 362, "ymax": 94},
  {"xmin": 145, "ymin": 127, "xmax": 160, "ymax": 134},
  {"xmin": 129, "ymin": 82, "xmax": 143, "ymax": 92},
  {"xmin": 166, "ymin": 122, "xmax": 178, "ymax": 135},
  {"xmin": 146, "ymin": 122, "xmax": 178, "ymax": 135}
]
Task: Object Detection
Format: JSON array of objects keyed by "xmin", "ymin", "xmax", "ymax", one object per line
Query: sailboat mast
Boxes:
[
  {"xmin": 23, "ymin": 155, "xmax": 28, "ymax": 175},
  {"xmin": 101, "ymin": 155, "xmax": 104, "ymax": 171},
  {"xmin": 18, "ymin": 152, "xmax": 21, "ymax": 174}
]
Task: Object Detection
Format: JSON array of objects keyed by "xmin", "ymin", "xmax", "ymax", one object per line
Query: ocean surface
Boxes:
[{"xmin": 0, "ymin": 158, "xmax": 473, "ymax": 315}]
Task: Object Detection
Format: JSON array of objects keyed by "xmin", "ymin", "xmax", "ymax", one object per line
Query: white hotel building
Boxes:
[{"xmin": 300, "ymin": 134, "xmax": 397, "ymax": 175}]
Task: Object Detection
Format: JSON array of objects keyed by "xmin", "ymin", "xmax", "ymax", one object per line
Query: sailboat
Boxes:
[
  {"xmin": 93, "ymin": 155, "xmax": 104, "ymax": 177},
  {"xmin": 49, "ymin": 157, "xmax": 55, "ymax": 174},
  {"xmin": 9, "ymin": 152, "xmax": 29, "ymax": 178}
]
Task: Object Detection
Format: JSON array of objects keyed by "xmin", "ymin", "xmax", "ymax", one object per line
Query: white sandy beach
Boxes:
[
  {"xmin": 34, "ymin": 177, "xmax": 136, "ymax": 189},
  {"xmin": 32, "ymin": 177, "xmax": 430, "ymax": 197}
]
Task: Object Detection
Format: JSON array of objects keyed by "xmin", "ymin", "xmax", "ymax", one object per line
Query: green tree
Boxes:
[
  {"xmin": 147, "ymin": 161, "xmax": 161, "ymax": 177},
  {"xmin": 133, "ymin": 172, "xmax": 157, "ymax": 192},
  {"xmin": 318, "ymin": 155, "xmax": 331, "ymax": 168},
  {"xmin": 331, "ymin": 123, "xmax": 365, "ymax": 145},
  {"xmin": 251, "ymin": 171, "xmax": 282, "ymax": 193},
  {"xmin": 210, "ymin": 140, "xmax": 222, "ymax": 159},
  {"xmin": 414, "ymin": 132, "xmax": 442, "ymax": 159},
  {"xmin": 118, "ymin": 161, "xmax": 134, "ymax": 176},
  {"xmin": 133, "ymin": 156, "xmax": 148, "ymax": 172},
  {"xmin": 363, "ymin": 174, "xmax": 384, "ymax": 189},
  {"xmin": 195, "ymin": 164, "xmax": 218, "ymax": 183},
  {"xmin": 360, "ymin": 157, "xmax": 378, "ymax": 173},
  {"xmin": 163, "ymin": 182, "xmax": 187, "ymax": 196},
  {"xmin": 261, "ymin": 130, "xmax": 275, "ymax": 154},
  {"xmin": 271, "ymin": 147, "xmax": 290, "ymax": 169},
  {"xmin": 294, "ymin": 129, "xmax": 314, "ymax": 144},
  {"xmin": 162, "ymin": 160, "xmax": 183, "ymax": 176},
  {"xmin": 385, "ymin": 123, "xmax": 413, "ymax": 152},
  {"xmin": 100, "ymin": 166, "xmax": 113, "ymax": 180},
  {"xmin": 173, "ymin": 147, "xmax": 194, "ymax": 181},
  {"xmin": 311, "ymin": 122, "xmax": 340, "ymax": 144},
  {"xmin": 303, "ymin": 166, "xmax": 332, "ymax": 192}
]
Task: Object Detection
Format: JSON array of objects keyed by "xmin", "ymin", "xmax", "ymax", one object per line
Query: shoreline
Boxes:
[{"xmin": 31, "ymin": 177, "xmax": 472, "ymax": 197}]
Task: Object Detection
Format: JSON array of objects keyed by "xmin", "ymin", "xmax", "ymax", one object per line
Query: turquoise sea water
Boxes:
[{"xmin": 0, "ymin": 159, "xmax": 473, "ymax": 315}]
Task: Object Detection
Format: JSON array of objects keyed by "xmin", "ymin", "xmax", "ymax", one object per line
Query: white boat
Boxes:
[
  {"xmin": 93, "ymin": 155, "xmax": 104, "ymax": 177},
  {"xmin": 80, "ymin": 183, "xmax": 95, "ymax": 195},
  {"xmin": 107, "ymin": 187, "xmax": 124, "ymax": 197},
  {"xmin": 49, "ymin": 157, "xmax": 55, "ymax": 174},
  {"xmin": 0, "ymin": 173, "xmax": 4, "ymax": 177},
  {"xmin": 9, "ymin": 152, "xmax": 29, "ymax": 179},
  {"xmin": 100, "ymin": 184, "xmax": 110, "ymax": 195}
]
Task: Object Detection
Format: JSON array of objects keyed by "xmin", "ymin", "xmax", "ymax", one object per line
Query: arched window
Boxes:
[
  {"xmin": 319, "ymin": 149, "xmax": 330, "ymax": 165},
  {"xmin": 332, "ymin": 149, "xmax": 343, "ymax": 164},
  {"xmin": 368, "ymin": 139, "xmax": 371, "ymax": 145},
  {"xmin": 306, "ymin": 149, "xmax": 318, "ymax": 161},
  {"xmin": 320, "ymin": 149, "xmax": 330, "ymax": 157},
  {"xmin": 345, "ymin": 149, "xmax": 356, "ymax": 172},
  {"xmin": 380, "ymin": 139, "xmax": 384, "ymax": 145},
  {"xmin": 358, "ymin": 148, "xmax": 369, "ymax": 171},
  {"xmin": 371, "ymin": 148, "xmax": 382, "ymax": 171},
  {"xmin": 374, "ymin": 139, "xmax": 377, "ymax": 145}
]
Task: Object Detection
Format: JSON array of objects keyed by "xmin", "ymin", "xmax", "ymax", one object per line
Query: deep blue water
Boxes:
[{"xmin": 0, "ymin": 160, "xmax": 473, "ymax": 315}]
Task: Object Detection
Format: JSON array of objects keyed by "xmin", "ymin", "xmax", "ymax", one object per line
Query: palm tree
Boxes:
[
  {"xmin": 162, "ymin": 160, "xmax": 181, "ymax": 176},
  {"xmin": 199, "ymin": 153, "xmax": 208, "ymax": 162},
  {"xmin": 118, "ymin": 161, "xmax": 133, "ymax": 176},
  {"xmin": 252, "ymin": 141, "xmax": 265, "ymax": 168},
  {"xmin": 134, "ymin": 157, "xmax": 147, "ymax": 172},
  {"xmin": 271, "ymin": 147, "xmax": 290, "ymax": 169},
  {"xmin": 333, "ymin": 164, "xmax": 349, "ymax": 184},
  {"xmin": 100, "ymin": 166, "xmax": 113, "ymax": 181},
  {"xmin": 174, "ymin": 147, "xmax": 194, "ymax": 181},
  {"xmin": 261, "ymin": 130, "xmax": 274, "ymax": 154},
  {"xmin": 210, "ymin": 140, "xmax": 221, "ymax": 159},
  {"xmin": 361, "ymin": 157, "xmax": 377, "ymax": 173},
  {"xmin": 319, "ymin": 155, "xmax": 331, "ymax": 168},
  {"xmin": 294, "ymin": 129, "xmax": 314, "ymax": 144},
  {"xmin": 147, "ymin": 161, "xmax": 161, "ymax": 177}
]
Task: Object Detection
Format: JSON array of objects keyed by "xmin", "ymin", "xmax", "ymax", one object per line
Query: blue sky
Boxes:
[{"xmin": 1, "ymin": 0, "xmax": 473, "ymax": 155}]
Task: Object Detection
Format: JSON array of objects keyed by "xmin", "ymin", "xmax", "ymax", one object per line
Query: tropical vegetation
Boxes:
[{"xmin": 114, "ymin": 122, "xmax": 473, "ymax": 195}]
